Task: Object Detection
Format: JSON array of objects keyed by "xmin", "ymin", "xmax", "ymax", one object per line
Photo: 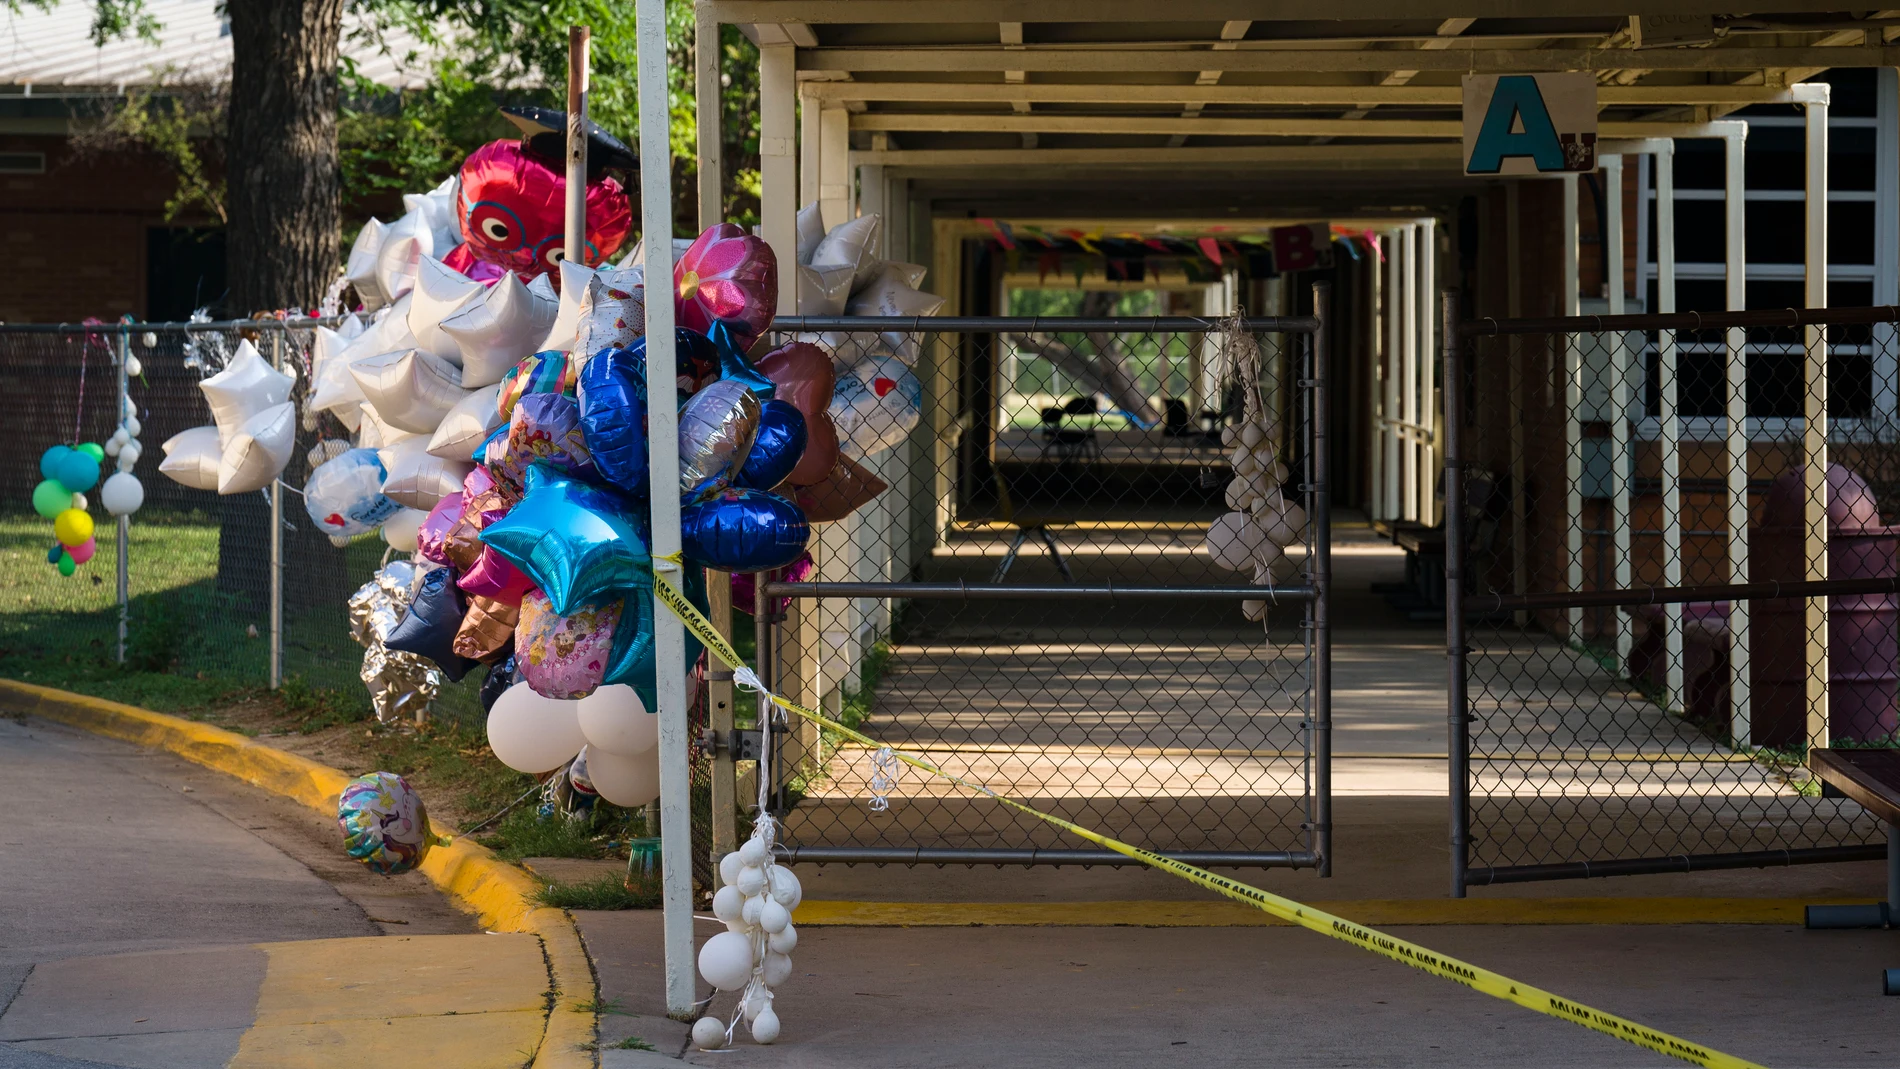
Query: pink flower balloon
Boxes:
[{"xmin": 674, "ymin": 224, "xmax": 778, "ymax": 350}]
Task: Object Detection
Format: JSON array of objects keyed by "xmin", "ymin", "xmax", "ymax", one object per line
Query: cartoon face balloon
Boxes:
[{"xmin": 455, "ymin": 140, "xmax": 632, "ymax": 280}]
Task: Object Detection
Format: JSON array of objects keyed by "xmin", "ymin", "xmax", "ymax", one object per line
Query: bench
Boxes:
[{"xmin": 1804, "ymin": 749, "xmax": 1900, "ymax": 994}]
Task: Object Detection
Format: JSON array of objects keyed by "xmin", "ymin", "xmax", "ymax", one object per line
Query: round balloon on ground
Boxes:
[
  {"xmin": 486, "ymin": 682, "xmax": 588, "ymax": 773},
  {"xmin": 336, "ymin": 771, "xmax": 439, "ymax": 876}
]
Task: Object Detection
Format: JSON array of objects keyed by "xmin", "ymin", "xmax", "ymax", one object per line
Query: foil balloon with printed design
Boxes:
[
  {"xmin": 417, "ymin": 490, "xmax": 463, "ymax": 565},
  {"xmin": 338, "ymin": 772, "xmax": 443, "ymax": 876},
  {"xmin": 442, "ymin": 467, "xmax": 518, "ymax": 573},
  {"xmin": 485, "ymin": 391, "xmax": 593, "ymax": 492},
  {"xmin": 674, "ymin": 223, "xmax": 778, "ymax": 351},
  {"xmin": 497, "ymin": 350, "xmax": 578, "ymax": 421},
  {"xmin": 304, "ymin": 448, "xmax": 403, "ymax": 537},
  {"xmin": 677, "ymin": 379, "xmax": 761, "ymax": 500},
  {"xmin": 454, "ymin": 594, "xmax": 520, "ymax": 662},
  {"xmin": 517, "ymin": 589, "xmax": 622, "ymax": 700},
  {"xmin": 480, "ymin": 464, "xmax": 652, "ymax": 616},
  {"xmin": 451, "ymin": 107, "xmax": 636, "ymax": 281},
  {"xmin": 756, "ymin": 342, "xmax": 838, "ymax": 486},
  {"xmin": 681, "ymin": 487, "xmax": 811, "ymax": 573}
]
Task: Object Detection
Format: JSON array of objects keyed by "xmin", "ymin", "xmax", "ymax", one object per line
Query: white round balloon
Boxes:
[
  {"xmin": 584, "ymin": 745, "xmax": 661, "ymax": 807},
  {"xmin": 761, "ymin": 951, "xmax": 793, "ymax": 987},
  {"xmin": 485, "ymin": 684, "xmax": 587, "ymax": 773},
  {"xmin": 381, "ymin": 507, "xmax": 426, "ymax": 552},
  {"xmin": 768, "ymin": 924, "xmax": 798, "ymax": 955},
  {"xmin": 691, "ymin": 1016, "xmax": 729, "ymax": 1051},
  {"xmin": 575, "ymin": 684, "xmax": 658, "ymax": 756},
  {"xmin": 711, "ymin": 884, "xmax": 745, "ymax": 923},
  {"xmin": 718, "ymin": 851, "xmax": 743, "ymax": 886},
  {"xmin": 697, "ymin": 930, "xmax": 755, "ymax": 992},
  {"xmin": 766, "ymin": 866, "xmax": 802, "ymax": 910},
  {"xmin": 100, "ymin": 472, "xmax": 144, "ymax": 517},
  {"xmin": 750, "ymin": 1008, "xmax": 781, "ymax": 1045},
  {"xmin": 760, "ymin": 898, "xmax": 791, "ymax": 934}
]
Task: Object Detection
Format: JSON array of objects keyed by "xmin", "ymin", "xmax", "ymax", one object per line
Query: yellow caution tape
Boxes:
[{"xmin": 652, "ymin": 572, "xmax": 1769, "ymax": 1069}]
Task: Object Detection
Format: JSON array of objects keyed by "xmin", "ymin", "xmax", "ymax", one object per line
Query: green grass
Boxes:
[
  {"xmin": 479, "ymin": 806, "xmax": 643, "ymax": 862},
  {"xmin": 533, "ymin": 872, "xmax": 661, "ymax": 910},
  {"xmin": 570, "ymin": 996, "xmax": 633, "ymax": 1016}
]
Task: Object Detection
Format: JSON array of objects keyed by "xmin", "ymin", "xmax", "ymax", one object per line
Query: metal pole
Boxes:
[
  {"xmin": 1657, "ymin": 143, "xmax": 1686, "ymax": 714},
  {"xmin": 632, "ymin": 0, "xmax": 694, "ymax": 1019},
  {"xmin": 1443, "ymin": 290, "xmax": 1469, "ymax": 899},
  {"xmin": 707, "ymin": 572, "xmax": 737, "ymax": 883},
  {"xmin": 564, "ymin": 26, "xmax": 590, "ymax": 267},
  {"xmin": 115, "ymin": 328, "xmax": 130, "ymax": 665},
  {"xmin": 755, "ymin": 571, "xmax": 775, "ymax": 813},
  {"xmin": 1562, "ymin": 173, "xmax": 1584, "ymax": 642},
  {"xmin": 1309, "ymin": 283, "xmax": 1332, "ymax": 878},
  {"xmin": 1724, "ymin": 126, "xmax": 1753, "ymax": 745},
  {"xmin": 1802, "ymin": 85, "xmax": 1831, "ymax": 751},
  {"xmin": 268, "ymin": 330, "xmax": 283, "ymax": 690}
]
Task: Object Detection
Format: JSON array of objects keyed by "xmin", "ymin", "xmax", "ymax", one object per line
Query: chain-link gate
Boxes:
[
  {"xmin": 747, "ymin": 303, "xmax": 1331, "ymax": 868},
  {"xmin": 1445, "ymin": 300, "xmax": 1898, "ymax": 891}
]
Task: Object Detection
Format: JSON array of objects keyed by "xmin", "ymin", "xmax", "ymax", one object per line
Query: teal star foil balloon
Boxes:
[
  {"xmin": 709, "ymin": 321, "xmax": 777, "ymax": 400},
  {"xmin": 479, "ymin": 464, "xmax": 652, "ymax": 616},
  {"xmin": 603, "ymin": 560, "xmax": 708, "ymax": 711}
]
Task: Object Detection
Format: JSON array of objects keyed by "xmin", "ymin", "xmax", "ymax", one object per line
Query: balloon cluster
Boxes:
[
  {"xmin": 1203, "ymin": 324, "xmax": 1304, "ymax": 621},
  {"xmin": 694, "ymin": 831, "xmax": 803, "ymax": 1049},
  {"xmin": 33, "ymin": 444, "xmax": 103, "ymax": 576},
  {"xmin": 101, "ymin": 367, "xmax": 147, "ymax": 518}
]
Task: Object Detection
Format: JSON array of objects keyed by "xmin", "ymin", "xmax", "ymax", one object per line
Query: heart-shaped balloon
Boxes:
[{"xmin": 756, "ymin": 342, "xmax": 837, "ymax": 486}]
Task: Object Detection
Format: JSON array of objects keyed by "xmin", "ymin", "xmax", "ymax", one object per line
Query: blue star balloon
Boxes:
[
  {"xmin": 385, "ymin": 566, "xmax": 478, "ymax": 682},
  {"xmin": 734, "ymin": 398, "xmax": 808, "ymax": 492},
  {"xmin": 708, "ymin": 321, "xmax": 777, "ymax": 399},
  {"xmin": 603, "ymin": 561, "xmax": 707, "ymax": 712},
  {"xmin": 680, "ymin": 487, "xmax": 811, "ymax": 572},
  {"xmin": 578, "ymin": 345, "xmax": 653, "ymax": 499},
  {"xmin": 479, "ymin": 464, "xmax": 652, "ymax": 616}
]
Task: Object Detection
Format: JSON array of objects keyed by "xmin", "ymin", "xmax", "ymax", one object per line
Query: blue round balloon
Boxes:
[
  {"xmin": 735, "ymin": 399, "xmax": 808, "ymax": 492},
  {"xmin": 631, "ymin": 328, "xmax": 719, "ymax": 393},
  {"xmin": 53, "ymin": 449, "xmax": 100, "ymax": 494},
  {"xmin": 578, "ymin": 345, "xmax": 652, "ymax": 499},
  {"xmin": 40, "ymin": 445, "xmax": 73, "ymax": 482},
  {"xmin": 479, "ymin": 464, "xmax": 652, "ymax": 617},
  {"xmin": 680, "ymin": 487, "xmax": 811, "ymax": 572},
  {"xmin": 45, "ymin": 544, "xmax": 61, "ymax": 565},
  {"xmin": 385, "ymin": 567, "xmax": 476, "ymax": 682}
]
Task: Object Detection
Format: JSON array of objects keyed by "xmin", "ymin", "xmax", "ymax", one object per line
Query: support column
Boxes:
[
  {"xmin": 1506, "ymin": 184, "xmax": 1527, "ymax": 625},
  {"xmin": 1723, "ymin": 126, "xmax": 1753, "ymax": 744},
  {"xmin": 634, "ymin": 0, "xmax": 693, "ymax": 1018},
  {"xmin": 1877, "ymin": 69, "xmax": 1900, "ymax": 432},
  {"xmin": 799, "ymin": 85, "xmax": 820, "ymax": 211},
  {"xmin": 819, "ymin": 106, "xmax": 851, "ymax": 228},
  {"xmin": 759, "ymin": 45, "xmax": 797, "ymax": 314},
  {"xmin": 1563, "ymin": 173, "xmax": 1584, "ymax": 640},
  {"xmin": 1803, "ymin": 87, "xmax": 1831, "ymax": 750},
  {"xmin": 1383, "ymin": 227, "xmax": 1403, "ymax": 523},
  {"xmin": 1418, "ymin": 217, "xmax": 1439, "ymax": 525},
  {"xmin": 1656, "ymin": 144, "xmax": 1686, "ymax": 711},
  {"xmin": 1605, "ymin": 155, "xmax": 1634, "ymax": 669},
  {"xmin": 694, "ymin": 7, "xmax": 722, "ymax": 229},
  {"xmin": 1400, "ymin": 223, "xmax": 1419, "ymax": 523}
]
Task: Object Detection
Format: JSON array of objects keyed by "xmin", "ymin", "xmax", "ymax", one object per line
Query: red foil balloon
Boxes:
[
  {"xmin": 455, "ymin": 140, "xmax": 631, "ymax": 281},
  {"xmin": 757, "ymin": 341, "xmax": 838, "ymax": 486},
  {"xmin": 674, "ymin": 224, "xmax": 778, "ymax": 350}
]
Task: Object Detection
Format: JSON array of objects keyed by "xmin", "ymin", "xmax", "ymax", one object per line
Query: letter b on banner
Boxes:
[{"xmin": 1462, "ymin": 73, "xmax": 1598, "ymax": 176}]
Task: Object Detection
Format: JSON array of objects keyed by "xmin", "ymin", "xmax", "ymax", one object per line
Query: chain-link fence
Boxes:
[
  {"xmin": 747, "ymin": 308, "xmax": 1330, "ymax": 868},
  {"xmin": 1446, "ymin": 301, "xmax": 1898, "ymax": 890}
]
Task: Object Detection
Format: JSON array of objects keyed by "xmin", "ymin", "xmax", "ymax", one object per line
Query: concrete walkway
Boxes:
[{"xmin": 0, "ymin": 717, "xmax": 545, "ymax": 1069}]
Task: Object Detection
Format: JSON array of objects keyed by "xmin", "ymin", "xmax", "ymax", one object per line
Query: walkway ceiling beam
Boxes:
[
  {"xmin": 799, "ymin": 82, "xmax": 1823, "ymax": 107},
  {"xmin": 709, "ymin": 1, "xmax": 1861, "ymax": 23},
  {"xmin": 850, "ymin": 113, "xmax": 1752, "ymax": 139},
  {"xmin": 854, "ymin": 144, "xmax": 1463, "ymax": 168},
  {"xmin": 795, "ymin": 45, "xmax": 1900, "ymax": 74}
]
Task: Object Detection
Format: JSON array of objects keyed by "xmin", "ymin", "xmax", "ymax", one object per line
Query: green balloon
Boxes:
[
  {"xmin": 76, "ymin": 442, "xmax": 104, "ymax": 463},
  {"xmin": 32, "ymin": 479, "xmax": 69, "ymax": 519},
  {"xmin": 56, "ymin": 551, "xmax": 75, "ymax": 577}
]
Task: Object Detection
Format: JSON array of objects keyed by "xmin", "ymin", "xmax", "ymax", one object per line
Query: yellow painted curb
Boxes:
[
  {"xmin": 0, "ymin": 679, "xmax": 598, "ymax": 1069},
  {"xmin": 792, "ymin": 896, "xmax": 1876, "ymax": 928}
]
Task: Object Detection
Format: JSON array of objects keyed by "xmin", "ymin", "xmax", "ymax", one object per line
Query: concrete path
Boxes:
[
  {"xmin": 576, "ymin": 909, "xmax": 1900, "ymax": 1069},
  {"xmin": 0, "ymin": 716, "xmax": 546, "ymax": 1069}
]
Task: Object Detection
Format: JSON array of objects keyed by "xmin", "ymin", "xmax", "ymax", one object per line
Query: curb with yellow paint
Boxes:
[
  {"xmin": 792, "ymin": 895, "xmax": 1874, "ymax": 928},
  {"xmin": 0, "ymin": 679, "xmax": 597, "ymax": 1069}
]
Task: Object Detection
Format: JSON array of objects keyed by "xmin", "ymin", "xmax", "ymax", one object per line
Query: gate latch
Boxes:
[{"xmin": 698, "ymin": 723, "xmax": 788, "ymax": 761}]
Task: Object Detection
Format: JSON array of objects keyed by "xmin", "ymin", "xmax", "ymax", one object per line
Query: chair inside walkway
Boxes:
[{"xmin": 990, "ymin": 469, "xmax": 1075, "ymax": 583}]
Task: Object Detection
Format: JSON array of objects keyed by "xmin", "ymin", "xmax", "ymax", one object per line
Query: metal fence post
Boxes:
[
  {"xmin": 1309, "ymin": 283, "xmax": 1333, "ymax": 878},
  {"xmin": 115, "ymin": 327, "xmax": 131, "ymax": 665},
  {"xmin": 1442, "ymin": 291, "xmax": 1469, "ymax": 899},
  {"xmin": 268, "ymin": 328, "xmax": 284, "ymax": 690}
]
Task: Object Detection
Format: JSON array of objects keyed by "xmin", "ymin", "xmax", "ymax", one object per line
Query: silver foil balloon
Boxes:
[
  {"xmin": 677, "ymin": 379, "xmax": 761, "ymax": 498},
  {"xmin": 347, "ymin": 560, "xmax": 444, "ymax": 723}
]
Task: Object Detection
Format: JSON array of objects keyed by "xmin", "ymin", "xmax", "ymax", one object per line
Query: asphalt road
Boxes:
[{"xmin": 0, "ymin": 715, "xmax": 472, "ymax": 1068}]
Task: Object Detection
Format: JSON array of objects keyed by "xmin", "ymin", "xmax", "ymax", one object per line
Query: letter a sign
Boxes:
[{"xmin": 1462, "ymin": 73, "xmax": 1598, "ymax": 176}]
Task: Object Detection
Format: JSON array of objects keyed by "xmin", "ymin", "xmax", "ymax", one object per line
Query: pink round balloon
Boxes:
[
  {"xmin": 756, "ymin": 342, "xmax": 838, "ymax": 486},
  {"xmin": 67, "ymin": 536, "xmax": 96, "ymax": 565},
  {"xmin": 675, "ymin": 224, "xmax": 778, "ymax": 350}
]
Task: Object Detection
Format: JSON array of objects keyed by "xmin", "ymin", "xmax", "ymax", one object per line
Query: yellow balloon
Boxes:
[{"xmin": 54, "ymin": 508, "xmax": 94, "ymax": 547}]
